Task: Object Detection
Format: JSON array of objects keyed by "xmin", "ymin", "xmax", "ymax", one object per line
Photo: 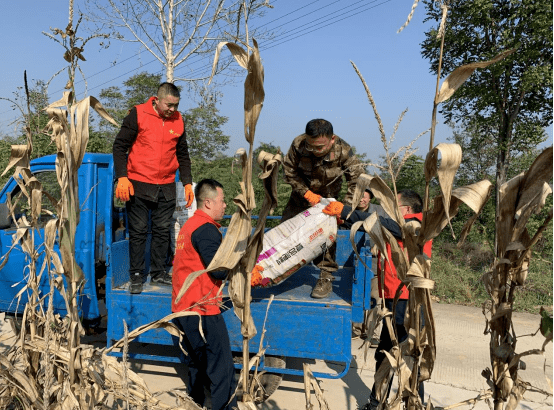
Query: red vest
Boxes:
[
  {"xmin": 127, "ymin": 97, "xmax": 184, "ymax": 184},
  {"xmin": 377, "ymin": 213, "xmax": 432, "ymax": 300},
  {"xmin": 172, "ymin": 210, "xmax": 223, "ymax": 315}
]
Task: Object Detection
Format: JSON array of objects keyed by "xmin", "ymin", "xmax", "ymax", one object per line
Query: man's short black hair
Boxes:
[
  {"xmin": 398, "ymin": 189, "xmax": 423, "ymax": 213},
  {"xmin": 365, "ymin": 188, "xmax": 374, "ymax": 199},
  {"xmin": 195, "ymin": 179, "xmax": 223, "ymax": 203},
  {"xmin": 157, "ymin": 82, "xmax": 180, "ymax": 99},
  {"xmin": 305, "ymin": 119, "xmax": 333, "ymax": 138}
]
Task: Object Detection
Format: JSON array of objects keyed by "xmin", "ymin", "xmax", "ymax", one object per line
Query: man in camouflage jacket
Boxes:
[{"xmin": 282, "ymin": 118, "xmax": 363, "ymax": 298}]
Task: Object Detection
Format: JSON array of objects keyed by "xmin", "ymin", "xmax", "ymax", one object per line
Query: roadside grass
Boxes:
[{"xmin": 431, "ymin": 239, "xmax": 553, "ymax": 314}]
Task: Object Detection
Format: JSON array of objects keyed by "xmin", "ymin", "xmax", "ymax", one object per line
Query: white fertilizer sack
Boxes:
[
  {"xmin": 254, "ymin": 198, "xmax": 338, "ymax": 287},
  {"xmin": 170, "ymin": 182, "xmax": 196, "ymax": 255}
]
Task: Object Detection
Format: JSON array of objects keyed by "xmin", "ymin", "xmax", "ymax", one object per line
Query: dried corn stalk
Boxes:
[
  {"xmin": 349, "ymin": 170, "xmax": 491, "ymax": 409},
  {"xmin": 1, "ymin": 307, "xmax": 203, "ymax": 410},
  {"xmin": 350, "ymin": 56, "xmax": 492, "ymax": 408},
  {"xmin": 175, "ymin": 13, "xmax": 284, "ymax": 402},
  {"xmin": 1, "ymin": 2, "xmax": 204, "ymax": 409},
  {"xmin": 481, "ymin": 147, "xmax": 553, "ymax": 410},
  {"xmin": 304, "ymin": 364, "xmax": 331, "ymax": 410}
]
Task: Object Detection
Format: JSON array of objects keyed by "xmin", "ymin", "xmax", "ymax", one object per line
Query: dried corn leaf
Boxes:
[
  {"xmin": 436, "ymin": 49, "xmax": 516, "ymax": 103},
  {"xmin": 244, "ymin": 39, "xmax": 265, "ymax": 145},
  {"xmin": 511, "ymin": 184, "xmax": 551, "ymax": 243},
  {"xmin": 236, "ymin": 151, "xmax": 282, "ymax": 302},
  {"xmin": 350, "ymin": 173, "xmax": 372, "ymax": 213},
  {"xmin": 349, "ymin": 213, "xmax": 408, "ymax": 280},
  {"xmin": 210, "ymin": 42, "xmax": 249, "ymax": 83},
  {"xmin": 404, "ymin": 255, "xmax": 434, "ymax": 290},
  {"xmin": 514, "ymin": 147, "xmax": 552, "ymax": 219},
  {"xmin": 496, "ymin": 174, "xmax": 526, "ymax": 259},
  {"xmin": 1, "ymin": 145, "xmax": 30, "ymax": 177},
  {"xmin": 102, "ymin": 354, "xmax": 150, "ymax": 391},
  {"xmin": 48, "ymin": 90, "xmax": 74, "ymax": 110},
  {"xmin": 424, "ymin": 143, "xmax": 462, "ymax": 231},
  {"xmin": 419, "ymin": 179, "xmax": 492, "ymax": 246},
  {"xmin": 11, "ymin": 369, "xmax": 40, "ymax": 404},
  {"xmin": 107, "ymin": 310, "xmax": 202, "ymax": 353},
  {"xmin": 256, "ymin": 150, "xmax": 282, "ymax": 215},
  {"xmin": 350, "ymin": 173, "xmax": 403, "ymax": 226},
  {"xmin": 385, "ymin": 348, "xmax": 412, "ymax": 408},
  {"xmin": 230, "ymin": 153, "xmax": 281, "ymax": 338}
]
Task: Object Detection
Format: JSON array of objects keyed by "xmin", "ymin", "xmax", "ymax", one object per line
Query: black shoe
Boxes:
[
  {"xmin": 311, "ymin": 278, "xmax": 333, "ymax": 298},
  {"xmin": 359, "ymin": 392, "xmax": 379, "ymax": 410},
  {"xmin": 129, "ymin": 281, "xmax": 143, "ymax": 294},
  {"xmin": 151, "ymin": 272, "xmax": 172, "ymax": 285},
  {"xmin": 130, "ymin": 273, "xmax": 143, "ymax": 294}
]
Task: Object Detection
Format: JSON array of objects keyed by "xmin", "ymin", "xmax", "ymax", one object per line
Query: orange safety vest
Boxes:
[
  {"xmin": 377, "ymin": 212, "xmax": 433, "ymax": 300},
  {"xmin": 172, "ymin": 210, "xmax": 223, "ymax": 315},
  {"xmin": 127, "ymin": 97, "xmax": 184, "ymax": 184}
]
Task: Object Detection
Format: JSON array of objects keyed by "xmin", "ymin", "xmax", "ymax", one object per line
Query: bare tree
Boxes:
[{"xmin": 85, "ymin": 0, "xmax": 272, "ymax": 84}]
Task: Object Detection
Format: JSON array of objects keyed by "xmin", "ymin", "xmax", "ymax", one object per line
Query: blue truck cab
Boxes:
[{"xmin": 0, "ymin": 153, "xmax": 374, "ymax": 395}]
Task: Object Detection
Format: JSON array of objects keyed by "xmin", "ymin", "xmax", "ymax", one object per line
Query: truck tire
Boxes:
[{"xmin": 235, "ymin": 355, "xmax": 286, "ymax": 403}]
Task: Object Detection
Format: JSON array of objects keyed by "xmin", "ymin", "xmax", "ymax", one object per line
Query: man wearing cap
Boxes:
[{"xmin": 282, "ymin": 118, "xmax": 363, "ymax": 298}]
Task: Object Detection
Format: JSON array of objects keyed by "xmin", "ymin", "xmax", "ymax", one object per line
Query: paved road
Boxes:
[{"xmin": 1, "ymin": 303, "xmax": 552, "ymax": 409}]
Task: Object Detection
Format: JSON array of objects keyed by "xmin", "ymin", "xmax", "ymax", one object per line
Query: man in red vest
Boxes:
[
  {"xmin": 323, "ymin": 189, "xmax": 430, "ymax": 407},
  {"xmin": 171, "ymin": 179, "xmax": 237, "ymax": 410},
  {"xmin": 113, "ymin": 82, "xmax": 194, "ymax": 294}
]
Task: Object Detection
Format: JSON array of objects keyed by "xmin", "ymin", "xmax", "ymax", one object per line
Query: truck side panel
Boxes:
[{"xmin": 0, "ymin": 154, "xmax": 114, "ymax": 320}]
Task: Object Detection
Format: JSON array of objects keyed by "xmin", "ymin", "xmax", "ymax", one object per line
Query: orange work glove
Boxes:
[
  {"xmin": 184, "ymin": 184, "xmax": 194, "ymax": 208},
  {"xmin": 115, "ymin": 177, "xmax": 134, "ymax": 202},
  {"xmin": 250, "ymin": 265, "xmax": 265, "ymax": 287},
  {"xmin": 304, "ymin": 190, "xmax": 322, "ymax": 206},
  {"xmin": 322, "ymin": 201, "xmax": 344, "ymax": 217}
]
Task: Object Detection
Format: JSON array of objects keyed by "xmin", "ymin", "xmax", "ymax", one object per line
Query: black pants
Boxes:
[
  {"xmin": 372, "ymin": 299, "xmax": 425, "ymax": 403},
  {"xmin": 281, "ymin": 193, "xmax": 338, "ymax": 277},
  {"xmin": 174, "ymin": 314, "xmax": 238, "ymax": 410},
  {"xmin": 126, "ymin": 190, "xmax": 175, "ymax": 281}
]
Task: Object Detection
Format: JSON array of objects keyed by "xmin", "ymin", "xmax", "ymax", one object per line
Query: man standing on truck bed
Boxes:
[
  {"xmin": 171, "ymin": 179, "xmax": 237, "ymax": 410},
  {"xmin": 282, "ymin": 118, "xmax": 363, "ymax": 298},
  {"xmin": 113, "ymin": 82, "xmax": 194, "ymax": 294}
]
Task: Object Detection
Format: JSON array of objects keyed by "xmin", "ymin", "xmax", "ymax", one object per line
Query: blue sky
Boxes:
[{"xmin": 0, "ymin": 0, "xmax": 456, "ymax": 168}]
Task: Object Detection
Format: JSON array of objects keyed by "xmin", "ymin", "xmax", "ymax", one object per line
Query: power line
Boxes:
[
  {"xmin": 172, "ymin": 0, "xmax": 391, "ymax": 82},
  {"xmin": 0, "ymin": 0, "xmax": 392, "ymax": 129}
]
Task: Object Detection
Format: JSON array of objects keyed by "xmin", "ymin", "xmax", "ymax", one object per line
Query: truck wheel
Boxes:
[{"xmin": 235, "ymin": 355, "xmax": 286, "ymax": 403}]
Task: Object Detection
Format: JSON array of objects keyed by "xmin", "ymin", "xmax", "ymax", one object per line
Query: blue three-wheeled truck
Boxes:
[{"xmin": 0, "ymin": 154, "xmax": 374, "ymax": 401}]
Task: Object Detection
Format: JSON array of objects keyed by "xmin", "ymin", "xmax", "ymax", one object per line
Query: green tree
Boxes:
[
  {"xmin": 0, "ymin": 136, "xmax": 19, "ymax": 187},
  {"xmin": 377, "ymin": 154, "xmax": 432, "ymax": 198},
  {"xmin": 97, "ymin": 72, "xmax": 162, "ymax": 144},
  {"xmin": 3, "ymin": 80, "xmax": 55, "ymax": 159},
  {"xmin": 191, "ymin": 142, "xmax": 290, "ymax": 226},
  {"xmin": 447, "ymin": 120, "xmax": 551, "ymax": 245},
  {"xmin": 421, "ymin": 0, "xmax": 552, "ymax": 215},
  {"xmin": 184, "ymin": 100, "xmax": 230, "ymax": 160},
  {"xmin": 98, "ymin": 72, "xmax": 230, "ymax": 159}
]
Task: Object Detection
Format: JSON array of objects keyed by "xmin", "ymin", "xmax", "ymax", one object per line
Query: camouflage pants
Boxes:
[{"xmin": 281, "ymin": 192, "xmax": 338, "ymax": 279}]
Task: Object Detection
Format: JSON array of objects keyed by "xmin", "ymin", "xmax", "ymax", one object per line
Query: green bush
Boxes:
[{"xmin": 431, "ymin": 236, "xmax": 553, "ymax": 314}]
